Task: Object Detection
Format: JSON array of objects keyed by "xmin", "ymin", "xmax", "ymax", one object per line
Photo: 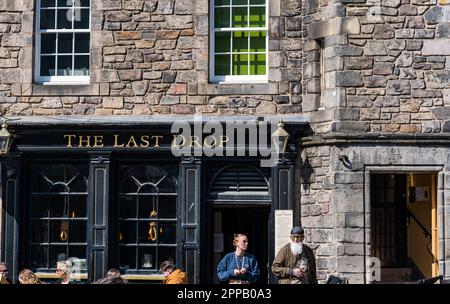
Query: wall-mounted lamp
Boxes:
[
  {"xmin": 272, "ymin": 119, "xmax": 290, "ymax": 157},
  {"xmin": 0, "ymin": 121, "xmax": 13, "ymax": 155}
]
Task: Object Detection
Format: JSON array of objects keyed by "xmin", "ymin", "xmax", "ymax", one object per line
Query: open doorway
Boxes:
[
  {"xmin": 210, "ymin": 206, "xmax": 270, "ymax": 284},
  {"xmin": 370, "ymin": 173, "xmax": 438, "ymax": 283}
]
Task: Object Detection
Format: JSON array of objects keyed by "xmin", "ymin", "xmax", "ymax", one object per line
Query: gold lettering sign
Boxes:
[
  {"xmin": 65, "ymin": 134, "xmax": 166, "ymax": 148},
  {"xmin": 64, "ymin": 134, "xmax": 230, "ymax": 149}
]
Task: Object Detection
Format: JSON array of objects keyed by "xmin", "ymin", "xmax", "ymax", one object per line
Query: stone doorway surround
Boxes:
[{"xmin": 364, "ymin": 165, "xmax": 445, "ymax": 284}]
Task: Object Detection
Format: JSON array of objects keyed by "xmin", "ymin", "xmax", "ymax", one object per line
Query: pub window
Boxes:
[
  {"xmin": 210, "ymin": 0, "xmax": 268, "ymax": 83},
  {"xmin": 117, "ymin": 164, "xmax": 178, "ymax": 275},
  {"xmin": 35, "ymin": 0, "xmax": 91, "ymax": 84},
  {"xmin": 28, "ymin": 164, "xmax": 88, "ymax": 274}
]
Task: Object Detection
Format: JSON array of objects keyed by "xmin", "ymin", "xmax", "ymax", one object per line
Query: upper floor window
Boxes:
[
  {"xmin": 35, "ymin": 0, "xmax": 90, "ymax": 84},
  {"xmin": 210, "ymin": 0, "xmax": 268, "ymax": 83}
]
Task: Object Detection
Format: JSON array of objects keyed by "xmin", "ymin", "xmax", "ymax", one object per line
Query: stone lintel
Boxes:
[{"xmin": 308, "ymin": 17, "xmax": 361, "ymax": 40}]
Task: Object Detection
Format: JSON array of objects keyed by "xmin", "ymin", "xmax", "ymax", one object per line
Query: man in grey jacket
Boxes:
[{"xmin": 272, "ymin": 226, "xmax": 318, "ymax": 284}]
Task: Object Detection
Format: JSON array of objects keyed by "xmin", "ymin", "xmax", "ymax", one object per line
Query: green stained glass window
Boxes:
[
  {"xmin": 215, "ymin": 0, "xmax": 230, "ymax": 5},
  {"xmin": 215, "ymin": 54, "xmax": 231, "ymax": 75},
  {"xmin": 232, "ymin": 7, "xmax": 247, "ymax": 27},
  {"xmin": 250, "ymin": 54, "xmax": 266, "ymax": 75},
  {"xmin": 249, "ymin": 6, "xmax": 265, "ymax": 27},
  {"xmin": 250, "ymin": 31, "xmax": 266, "ymax": 52},
  {"xmin": 212, "ymin": 0, "xmax": 267, "ymax": 79},
  {"xmin": 215, "ymin": 32, "xmax": 231, "ymax": 53},
  {"xmin": 233, "ymin": 54, "xmax": 249, "ymax": 75},
  {"xmin": 215, "ymin": 7, "xmax": 230, "ymax": 28},
  {"xmin": 233, "ymin": 31, "xmax": 248, "ymax": 52}
]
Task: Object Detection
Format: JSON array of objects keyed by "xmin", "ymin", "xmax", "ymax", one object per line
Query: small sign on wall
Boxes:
[
  {"xmin": 409, "ymin": 186, "xmax": 430, "ymax": 202},
  {"xmin": 275, "ymin": 210, "xmax": 293, "ymax": 256}
]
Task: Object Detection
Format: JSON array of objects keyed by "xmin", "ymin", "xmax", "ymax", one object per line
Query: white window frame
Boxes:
[
  {"xmin": 210, "ymin": 0, "xmax": 269, "ymax": 84},
  {"xmin": 35, "ymin": 0, "xmax": 91, "ymax": 85}
]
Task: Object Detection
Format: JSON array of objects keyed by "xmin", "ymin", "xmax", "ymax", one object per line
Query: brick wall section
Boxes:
[{"xmin": 0, "ymin": 0, "xmax": 304, "ymax": 116}]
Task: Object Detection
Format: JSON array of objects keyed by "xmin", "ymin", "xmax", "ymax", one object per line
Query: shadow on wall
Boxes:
[{"xmin": 300, "ymin": 157, "xmax": 313, "ymax": 192}]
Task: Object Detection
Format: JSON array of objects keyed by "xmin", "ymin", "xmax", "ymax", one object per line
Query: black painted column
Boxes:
[
  {"xmin": 270, "ymin": 155, "xmax": 295, "ymax": 283},
  {"xmin": 0, "ymin": 154, "xmax": 21, "ymax": 283},
  {"xmin": 88, "ymin": 152, "xmax": 111, "ymax": 282},
  {"xmin": 178, "ymin": 157, "xmax": 201, "ymax": 284}
]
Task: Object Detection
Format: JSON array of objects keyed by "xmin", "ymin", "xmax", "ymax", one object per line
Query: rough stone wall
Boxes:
[
  {"xmin": 0, "ymin": 0, "xmax": 304, "ymax": 116},
  {"xmin": 300, "ymin": 0, "xmax": 450, "ymax": 134},
  {"xmin": 343, "ymin": 0, "xmax": 450, "ymax": 134},
  {"xmin": 299, "ymin": 141, "xmax": 450, "ymax": 283}
]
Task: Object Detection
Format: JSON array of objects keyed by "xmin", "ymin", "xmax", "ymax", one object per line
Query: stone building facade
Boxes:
[{"xmin": 1, "ymin": 0, "xmax": 450, "ymax": 284}]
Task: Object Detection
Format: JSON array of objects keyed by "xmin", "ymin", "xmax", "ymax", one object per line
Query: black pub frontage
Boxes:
[{"xmin": 0, "ymin": 116, "xmax": 307, "ymax": 284}]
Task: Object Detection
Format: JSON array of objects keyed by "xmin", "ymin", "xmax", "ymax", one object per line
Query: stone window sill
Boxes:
[
  {"xmin": 206, "ymin": 83, "xmax": 279, "ymax": 95},
  {"xmin": 20, "ymin": 83, "xmax": 100, "ymax": 96}
]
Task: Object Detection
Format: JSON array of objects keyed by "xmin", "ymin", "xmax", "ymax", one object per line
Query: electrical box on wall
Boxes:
[{"xmin": 409, "ymin": 186, "xmax": 430, "ymax": 203}]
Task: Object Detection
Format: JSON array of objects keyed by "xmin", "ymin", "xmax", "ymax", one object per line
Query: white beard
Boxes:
[{"xmin": 290, "ymin": 242, "xmax": 303, "ymax": 256}]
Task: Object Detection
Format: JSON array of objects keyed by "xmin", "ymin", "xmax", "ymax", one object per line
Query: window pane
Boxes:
[
  {"xmin": 215, "ymin": 32, "xmax": 230, "ymax": 53},
  {"xmin": 50, "ymin": 220, "xmax": 69, "ymax": 243},
  {"xmin": 233, "ymin": 53, "xmax": 248, "ymax": 75},
  {"xmin": 69, "ymin": 221, "xmax": 87, "ymax": 243},
  {"xmin": 233, "ymin": 0, "xmax": 247, "ymax": 4},
  {"xmin": 214, "ymin": 7, "xmax": 230, "ymax": 28},
  {"xmin": 30, "ymin": 246, "xmax": 48, "ymax": 269},
  {"xmin": 233, "ymin": 31, "xmax": 248, "ymax": 52},
  {"xmin": 74, "ymin": 56, "xmax": 89, "ymax": 76},
  {"xmin": 158, "ymin": 247, "xmax": 176, "ymax": 268},
  {"xmin": 75, "ymin": 33, "xmax": 90, "ymax": 53},
  {"xmin": 70, "ymin": 195, "xmax": 87, "ymax": 218},
  {"xmin": 120, "ymin": 196, "xmax": 137, "ymax": 218},
  {"xmin": 158, "ymin": 222, "xmax": 177, "ymax": 244},
  {"xmin": 41, "ymin": 34, "xmax": 56, "ymax": 54},
  {"xmin": 69, "ymin": 247, "xmax": 87, "ymax": 270},
  {"xmin": 40, "ymin": 56, "xmax": 56, "ymax": 76},
  {"xmin": 232, "ymin": 7, "xmax": 247, "ymax": 28},
  {"xmin": 41, "ymin": 0, "xmax": 56, "ymax": 7},
  {"xmin": 79, "ymin": 0, "xmax": 90, "ymax": 7},
  {"xmin": 57, "ymin": 9, "xmax": 72, "ymax": 29},
  {"xmin": 215, "ymin": 54, "xmax": 230, "ymax": 76},
  {"xmin": 40, "ymin": 9, "xmax": 55, "ymax": 29},
  {"xmin": 140, "ymin": 247, "xmax": 156, "ymax": 270},
  {"xmin": 74, "ymin": 9, "xmax": 90, "ymax": 29},
  {"xmin": 58, "ymin": 0, "xmax": 72, "ymax": 7},
  {"xmin": 138, "ymin": 196, "xmax": 155, "ymax": 219},
  {"xmin": 119, "ymin": 221, "xmax": 137, "ymax": 244},
  {"xmin": 49, "ymin": 246, "xmax": 68, "ymax": 268},
  {"xmin": 120, "ymin": 247, "xmax": 137, "ymax": 270},
  {"xmin": 250, "ymin": 31, "xmax": 265, "ymax": 52},
  {"xmin": 215, "ymin": 0, "xmax": 230, "ymax": 5},
  {"xmin": 31, "ymin": 220, "xmax": 49, "ymax": 243},
  {"xmin": 57, "ymin": 55, "xmax": 73, "ymax": 76},
  {"xmin": 139, "ymin": 221, "xmax": 157, "ymax": 244},
  {"xmin": 249, "ymin": 6, "xmax": 265, "ymax": 27},
  {"xmin": 249, "ymin": 0, "xmax": 265, "ymax": 4},
  {"xmin": 250, "ymin": 53, "xmax": 266, "ymax": 75},
  {"xmin": 58, "ymin": 33, "xmax": 73, "ymax": 53},
  {"xmin": 158, "ymin": 197, "xmax": 177, "ymax": 219}
]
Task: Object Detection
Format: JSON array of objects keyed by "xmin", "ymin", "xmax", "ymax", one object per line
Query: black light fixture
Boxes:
[
  {"xmin": 272, "ymin": 119, "xmax": 290, "ymax": 156},
  {"xmin": 0, "ymin": 121, "xmax": 12, "ymax": 155}
]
